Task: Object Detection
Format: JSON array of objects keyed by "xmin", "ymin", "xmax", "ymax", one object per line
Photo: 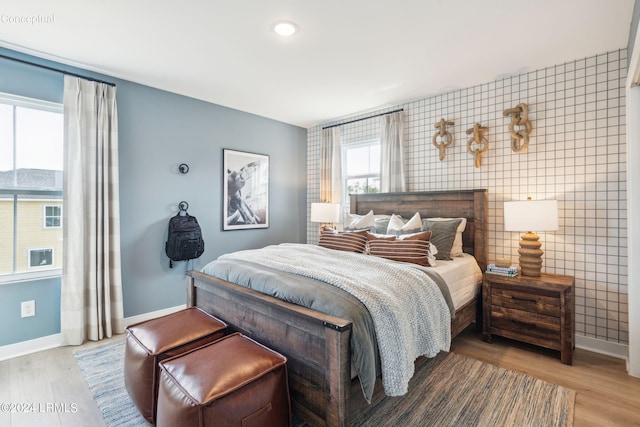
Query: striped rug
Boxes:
[
  {"xmin": 75, "ymin": 338, "xmax": 575, "ymax": 427},
  {"xmin": 74, "ymin": 338, "xmax": 149, "ymax": 427}
]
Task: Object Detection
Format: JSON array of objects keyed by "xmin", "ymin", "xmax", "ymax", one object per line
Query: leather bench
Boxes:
[
  {"xmin": 124, "ymin": 307, "xmax": 227, "ymax": 423},
  {"xmin": 156, "ymin": 332, "xmax": 290, "ymax": 427}
]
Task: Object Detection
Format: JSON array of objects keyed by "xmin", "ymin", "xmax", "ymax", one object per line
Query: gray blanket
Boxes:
[{"xmin": 202, "ymin": 243, "xmax": 453, "ymax": 402}]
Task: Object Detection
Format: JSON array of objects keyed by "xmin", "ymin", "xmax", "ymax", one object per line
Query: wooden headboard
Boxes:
[{"xmin": 349, "ymin": 189, "xmax": 488, "ymax": 270}]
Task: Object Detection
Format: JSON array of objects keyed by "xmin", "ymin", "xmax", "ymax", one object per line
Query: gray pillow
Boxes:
[
  {"xmin": 374, "ymin": 218, "xmax": 390, "ymax": 235},
  {"xmin": 422, "ymin": 219, "xmax": 463, "ymax": 260}
]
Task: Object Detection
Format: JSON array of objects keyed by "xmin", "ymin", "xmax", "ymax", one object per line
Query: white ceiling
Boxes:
[{"xmin": 0, "ymin": 0, "xmax": 635, "ymax": 128}]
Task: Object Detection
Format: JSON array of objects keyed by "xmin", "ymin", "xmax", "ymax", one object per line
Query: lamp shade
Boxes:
[
  {"xmin": 504, "ymin": 200, "xmax": 559, "ymax": 232},
  {"xmin": 310, "ymin": 203, "xmax": 340, "ymax": 223}
]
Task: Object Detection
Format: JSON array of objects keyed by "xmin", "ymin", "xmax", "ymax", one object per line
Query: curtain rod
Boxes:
[
  {"xmin": 0, "ymin": 53, "xmax": 116, "ymax": 87},
  {"xmin": 322, "ymin": 108, "xmax": 404, "ymax": 129}
]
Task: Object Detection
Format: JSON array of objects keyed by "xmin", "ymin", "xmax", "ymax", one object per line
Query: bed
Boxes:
[{"xmin": 186, "ymin": 189, "xmax": 488, "ymax": 427}]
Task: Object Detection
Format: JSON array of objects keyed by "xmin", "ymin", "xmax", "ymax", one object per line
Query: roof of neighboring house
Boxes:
[{"xmin": 0, "ymin": 168, "xmax": 63, "ymax": 191}]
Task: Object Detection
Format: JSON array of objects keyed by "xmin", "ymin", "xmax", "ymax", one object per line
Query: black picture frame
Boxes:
[{"xmin": 223, "ymin": 149, "xmax": 270, "ymax": 230}]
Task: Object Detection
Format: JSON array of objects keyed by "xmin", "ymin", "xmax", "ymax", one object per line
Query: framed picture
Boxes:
[{"xmin": 223, "ymin": 149, "xmax": 270, "ymax": 230}]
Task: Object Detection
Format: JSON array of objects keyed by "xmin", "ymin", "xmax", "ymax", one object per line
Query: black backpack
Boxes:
[{"xmin": 165, "ymin": 209, "xmax": 204, "ymax": 268}]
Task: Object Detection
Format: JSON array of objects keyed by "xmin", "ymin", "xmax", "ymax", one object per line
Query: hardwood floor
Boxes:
[
  {"xmin": 0, "ymin": 329, "xmax": 638, "ymax": 426},
  {"xmin": 0, "ymin": 337, "xmax": 112, "ymax": 427},
  {"xmin": 451, "ymin": 328, "xmax": 640, "ymax": 427}
]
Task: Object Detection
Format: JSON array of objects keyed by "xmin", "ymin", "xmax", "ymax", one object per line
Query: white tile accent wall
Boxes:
[{"xmin": 307, "ymin": 49, "xmax": 628, "ymax": 345}]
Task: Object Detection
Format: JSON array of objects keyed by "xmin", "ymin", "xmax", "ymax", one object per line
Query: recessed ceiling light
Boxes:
[{"xmin": 273, "ymin": 21, "xmax": 297, "ymax": 37}]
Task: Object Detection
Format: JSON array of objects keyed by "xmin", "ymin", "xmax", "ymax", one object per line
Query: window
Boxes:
[
  {"xmin": 343, "ymin": 139, "xmax": 381, "ymax": 204},
  {"xmin": 28, "ymin": 248, "xmax": 54, "ymax": 268},
  {"xmin": 0, "ymin": 93, "xmax": 63, "ymax": 280},
  {"xmin": 44, "ymin": 205, "xmax": 62, "ymax": 228}
]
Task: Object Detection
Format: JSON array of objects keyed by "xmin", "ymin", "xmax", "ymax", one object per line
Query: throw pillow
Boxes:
[
  {"xmin": 422, "ymin": 219, "xmax": 463, "ymax": 260},
  {"xmin": 387, "ymin": 212, "xmax": 422, "ymax": 235},
  {"xmin": 319, "ymin": 227, "xmax": 368, "ymax": 253}
]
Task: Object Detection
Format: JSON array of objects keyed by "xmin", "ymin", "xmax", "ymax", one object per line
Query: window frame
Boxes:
[
  {"xmin": 342, "ymin": 138, "xmax": 381, "ymax": 205},
  {"xmin": 27, "ymin": 247, "xmax": 54, "ymax": 269},
  {"xmin": 0, "ymin": 92, "xmax": 63, "ymax": 284},
  {"xmin": 43, "ymin": 204, "xmax": 62, "ymax": 229}
]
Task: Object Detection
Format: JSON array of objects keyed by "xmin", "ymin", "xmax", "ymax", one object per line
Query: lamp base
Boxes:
[
  {"xmin": 317, "ymin": 223, "xmax": 336, "ymax": 235},
  {"xmin": 518, "ymin": 231, "xmax": 543, "ymax": 277}
]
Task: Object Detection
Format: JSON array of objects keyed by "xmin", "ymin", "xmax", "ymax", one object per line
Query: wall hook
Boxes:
[
  {"xmin": 178, "ymin": 201, "xmax": 189, "ymax": 212},
  {"xmin": 178, "ymin": 163, "xmax": 190, "ymax": 174}
]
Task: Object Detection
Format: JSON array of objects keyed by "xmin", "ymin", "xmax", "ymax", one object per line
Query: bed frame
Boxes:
[{"xmin": 186, "ymin": 189, "xmax": 487, "ymax": 427}]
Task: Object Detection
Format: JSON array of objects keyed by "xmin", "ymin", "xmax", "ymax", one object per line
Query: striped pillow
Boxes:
[
  {"xmin": 367, "ymin": 231, "xmax": 433, "ymax": 266},
  {"xmin": 319, "ymin": 227, "xmax": 368, "ymax": 253}
]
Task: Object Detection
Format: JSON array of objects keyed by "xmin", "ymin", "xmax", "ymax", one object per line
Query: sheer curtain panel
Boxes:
[
  {"xmin": 61, "ymin": 75, "xmax": 124, "ymax": 345},
  {"xmin": 320, "ymin": 127, "xmax": 343, "ymax": 205},
  {"xmin": 380, "ymin": 111, "xmax": 406, "ymax": 192}
]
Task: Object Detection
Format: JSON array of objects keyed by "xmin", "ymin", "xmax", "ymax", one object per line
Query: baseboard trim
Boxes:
[
  {"xmin": 120, "ymin": 304, "xmax": 187, "ymax": 329},
  {"xmin": 575, "ymin": 334, "xmax": 628, "ymax": 362},
  {"xmin": 0, "ymin": 333, "xmax": 62, "ymax": 362},
  {"xmin": 0, "ymin": 304, "xmax": 187, "ymax": 362}
]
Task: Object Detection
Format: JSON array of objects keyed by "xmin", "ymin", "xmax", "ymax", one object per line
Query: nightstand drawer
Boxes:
[
  {"xmin": 491, "ymin": 306, "xmax": 560, "ymax": 342},
  {"xmin": 490, "ymin": 322, "xmax": 561, "ymax": 349},
  {"xmin": 491, "ymin": 287, "xmax": 561, "ymax": 317}
]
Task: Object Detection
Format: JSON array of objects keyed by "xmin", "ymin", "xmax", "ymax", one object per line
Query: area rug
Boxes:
[
  {"xmin": 75, "ymin": 338, "xmax": 575, "ymax": 427},
  {"xmin": 351, "ymin": 351, "xmax": 575, "ymax": 427},
  {"xmin": 74, "ymin": 338, "xmax": 150, "ymax": 427}
]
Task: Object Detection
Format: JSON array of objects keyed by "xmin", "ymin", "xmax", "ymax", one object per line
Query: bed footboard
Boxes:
[{"xmin": 187, "ymin": 270, "xmax": 352, "ymax": 427}]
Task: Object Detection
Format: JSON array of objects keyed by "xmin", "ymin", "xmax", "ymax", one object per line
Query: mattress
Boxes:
[{"xmin": 430, "ymin": 253, "xmax": 483, "ymax": 310}]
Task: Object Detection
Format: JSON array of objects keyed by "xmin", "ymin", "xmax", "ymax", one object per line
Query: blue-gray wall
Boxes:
[
  {"xmin": 0, "ymin": 278, "xmax": 61, "ymax": 345},
  {"xmin": 0, "ymin": 47, "xmax": 307, "ymax": 346}
]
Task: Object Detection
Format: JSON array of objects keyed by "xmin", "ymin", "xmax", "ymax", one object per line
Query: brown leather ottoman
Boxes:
[
  {"xmin": 157, "ymin": 332, "xmax": 290, "ymax": 427},
  {"xmin": 124, "ymin": 307, "xmax": 227, "ymax": 423}
]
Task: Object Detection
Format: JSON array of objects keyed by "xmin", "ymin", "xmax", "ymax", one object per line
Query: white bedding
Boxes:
[{"xmin": 430, "ymin": 253, "xmax": 483, "ymax": 310}]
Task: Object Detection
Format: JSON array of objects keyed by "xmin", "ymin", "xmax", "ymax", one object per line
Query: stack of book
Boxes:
[{"xmin": 486, "ymin": 263, "xmax": 519, "ymax": 277}]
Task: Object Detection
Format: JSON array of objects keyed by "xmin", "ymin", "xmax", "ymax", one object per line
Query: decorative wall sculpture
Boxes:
[
  {"xmin": 503, "ymin": 103, "xmax": 532, "ymax": 153},
  {"xmin": 432, "ymin": 118, "xmax": 455, "ymax": 160},
  {"xmin": 466, "ymin": 123, "xmax": 489, "ymax": 168}
]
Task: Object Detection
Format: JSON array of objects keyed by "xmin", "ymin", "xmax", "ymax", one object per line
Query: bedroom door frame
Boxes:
[{"xmin": 626, "ymin": 16, "xmax": 640, "ymax": 378}]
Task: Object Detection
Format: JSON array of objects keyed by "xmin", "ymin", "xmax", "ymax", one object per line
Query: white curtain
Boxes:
[
  {"xmin": 319, "ymin": 127, "xmax": 343, "ymax": 228},
  {"xmin": 380, "ymin": 111, "xmax": 406, "ymax": 192},
  {"xmin": 320, "ymin": 127, "xmax": 343, "ymax": 204},
  {"xmin": 61, "ymin": 75, "xmax": 124, "ymax": 345}
]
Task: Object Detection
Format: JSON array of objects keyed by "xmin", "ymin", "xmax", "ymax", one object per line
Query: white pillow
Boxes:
[
  {"xmin": 373, "ymin": 214, "xmax": 392, "ymax": 220},
  {"xmin": 426, "ymin": 217, "xmax": 467, "ymax": 257},
  {"xmin": 387, "ymin": 212, "xmax": 422, "ymax": 235},
  {"xmin": 344, "ymin": 210, "xmax": 375, "ymax": 231}
]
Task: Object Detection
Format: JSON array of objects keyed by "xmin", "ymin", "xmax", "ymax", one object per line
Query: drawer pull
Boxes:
[{"xmin": 511, "ymin": 296, "xmax": 537, "ymax": 304}]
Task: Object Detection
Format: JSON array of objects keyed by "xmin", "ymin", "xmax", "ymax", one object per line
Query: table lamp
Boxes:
[
  {"xmin": 504, "ymin": 198, "xmax": 558, "ymax": 277},
  {"xmin": 310, "ymin": 202, "xmax": 341, "ymax": 230}
]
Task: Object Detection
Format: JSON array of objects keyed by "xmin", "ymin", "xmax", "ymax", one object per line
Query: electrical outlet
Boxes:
[{"xmin": 21, "ymin": 300, "xmax": 35, "ymax": 318}]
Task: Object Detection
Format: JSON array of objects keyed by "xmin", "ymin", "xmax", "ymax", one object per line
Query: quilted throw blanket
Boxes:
[{"xmin": 219, "ymin": 243, "xmax": 451, "ymax": 397}]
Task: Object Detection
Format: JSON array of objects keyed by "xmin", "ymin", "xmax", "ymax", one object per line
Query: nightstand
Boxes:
[{"xmin": 482, "ymin": 272, "xmax": 575, "ymax": 364}]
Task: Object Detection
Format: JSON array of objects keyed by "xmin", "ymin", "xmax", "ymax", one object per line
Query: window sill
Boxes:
[{"xmin": 0, "ymin": 269, "xmax": 62, "ymax": 285}]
